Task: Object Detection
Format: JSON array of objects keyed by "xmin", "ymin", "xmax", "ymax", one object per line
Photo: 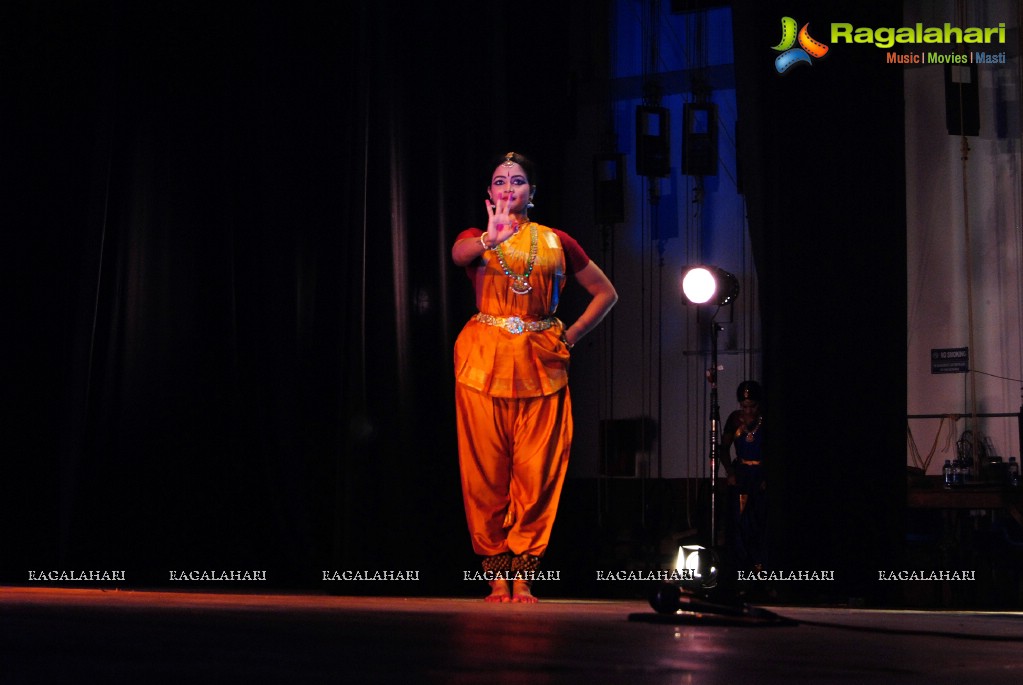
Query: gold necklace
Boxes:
[
  {"xmin": 741, "ymin": 416, "xmax": 763, "ymax": 443},
  {"xmin": 492, "ymin": 222, "xmax": 537, "ymax": 295}
]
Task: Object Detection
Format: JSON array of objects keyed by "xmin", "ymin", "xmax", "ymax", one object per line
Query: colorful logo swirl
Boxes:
[{"xmin": 772, "ymin": 17, "xmax": 829, "ymax": 74}]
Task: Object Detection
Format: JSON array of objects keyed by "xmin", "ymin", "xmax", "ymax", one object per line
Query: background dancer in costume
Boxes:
[{"xmin": 721, "ymin": 380, "xmax": 769, "ymax": 576}]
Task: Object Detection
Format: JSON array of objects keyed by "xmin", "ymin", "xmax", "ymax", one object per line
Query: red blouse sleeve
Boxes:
[
  {"xmin": 551, "ymin": 229, "xmax": 591, "ymax": 275},
  {"xmin": 456, "ymin": 227, "xmax": 484, "ymax": 241}
]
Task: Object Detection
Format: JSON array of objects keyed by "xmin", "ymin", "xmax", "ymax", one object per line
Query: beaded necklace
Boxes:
[
  {"xmin": 492, "ymin": 222, "xmax": 538, "ymax": 295},
  {"xmin": 740, "ymin": 416, "xmax": 764, "ymax": 443}
]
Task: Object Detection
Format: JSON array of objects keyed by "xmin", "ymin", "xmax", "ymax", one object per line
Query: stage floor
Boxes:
[{"xmin": 2, "ymin": 587, "xmax": 1021, "ymax": 683}]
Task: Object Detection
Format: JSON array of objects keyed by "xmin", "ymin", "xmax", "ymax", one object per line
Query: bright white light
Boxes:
[
  {"xmin": 683, "ymin": 544, "xmax": 707, "ymax": 580},
  {"xmin": 674, "ymin": 544, "xmax": 719, "ymax": 589},
  {"xmin": 675, "ymin": 545, "xmax": 706, "ymax": 578},
  {"xmin": 682, "ymin": 267, "xmax": 717, "ymax": 304},
  {"xmin": 674, "ymin": 545, "xmax": 686, "ymax": 574}
]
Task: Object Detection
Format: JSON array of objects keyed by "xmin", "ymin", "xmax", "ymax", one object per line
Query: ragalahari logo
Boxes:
[{"xmin": 772, "ymin": 17, "xmax": 829, "ymax": 73}]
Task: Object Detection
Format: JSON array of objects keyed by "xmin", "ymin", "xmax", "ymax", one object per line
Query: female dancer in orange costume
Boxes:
[{"xmin": 452, "ymin": 152, "xmax": 617, "ymax": 602}]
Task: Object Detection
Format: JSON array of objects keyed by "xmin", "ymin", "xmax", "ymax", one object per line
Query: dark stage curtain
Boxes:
[
  {"xmin": 732, "ymin": 0, "xmax": 907, "ymax": 601},
  {"xmin": 4, "ymin": 0, "xmax": 583, "ymax": 590}
]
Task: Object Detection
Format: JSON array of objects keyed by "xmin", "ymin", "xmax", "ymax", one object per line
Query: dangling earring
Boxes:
[{"xmin": 527, "ymin": 195, "xmax": 535, "ymax": 209}]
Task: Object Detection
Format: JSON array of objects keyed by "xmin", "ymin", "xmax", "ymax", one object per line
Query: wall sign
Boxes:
[{"xmin": 931, "ymin": 347, "xmax": 969, "ymax": 374}]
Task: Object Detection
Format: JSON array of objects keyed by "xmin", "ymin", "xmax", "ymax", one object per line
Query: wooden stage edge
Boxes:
[
  {"xmin": 3, "ymin": 586, "xmax": 1023, "ymax": 627},
  {"xmin": 0, "ymin": 585, "xmax": 653, "ymax": 616}
]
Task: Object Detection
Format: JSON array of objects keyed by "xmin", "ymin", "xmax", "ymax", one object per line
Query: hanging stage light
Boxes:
[{"xmin": 681, "ymin": 266, "xmax": 740, "ymax": 306}]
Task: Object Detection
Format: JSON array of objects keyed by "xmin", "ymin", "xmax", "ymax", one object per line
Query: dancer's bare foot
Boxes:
[
  {"xmin": 511, "ymin": 580, "xmax": 538, "ymax": 603},
  {"xmin": 485, "ymin": 580, "xmax": 512, "ymax": 603}
]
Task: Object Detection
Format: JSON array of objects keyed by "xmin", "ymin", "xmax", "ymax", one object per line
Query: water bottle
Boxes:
[
  {"xmin": 943, "ymin": 459, "xmax": 954, "ymax": 489},
  {"xmin": 1008, "ymin": 457, "xmax": 1020, "ymax": 488},
  {"xmin": 952, "ymin": 459, "xmax": 964, "ymax": 487}
]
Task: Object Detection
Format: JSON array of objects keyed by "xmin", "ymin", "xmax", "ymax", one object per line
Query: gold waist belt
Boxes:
[
  {"xmin": 474, "ymin": 313, "xmax": 556, "ymax": 335},
  {"xmin": 739, "ymin": 459, "xmax": 762, "ymax": 466}
]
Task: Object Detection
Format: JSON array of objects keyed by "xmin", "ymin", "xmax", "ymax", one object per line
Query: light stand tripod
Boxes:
[
  {"xmin": 706, "ymin": 320, "xmax": 723, "ymax": 559},
  {"xmin": 674, "ymin": 313, "xmax": 725, "ymax": 596}
]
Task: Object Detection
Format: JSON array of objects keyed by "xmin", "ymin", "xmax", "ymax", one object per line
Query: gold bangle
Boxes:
[{"xmin": 479, "ymin": 232, "xmax": 490, "ymax": 251}]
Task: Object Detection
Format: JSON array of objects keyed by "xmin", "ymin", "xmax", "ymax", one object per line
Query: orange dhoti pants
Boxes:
[{"xmin": 455, "ymin": 382, "xmax": 573, "ymax": 558}]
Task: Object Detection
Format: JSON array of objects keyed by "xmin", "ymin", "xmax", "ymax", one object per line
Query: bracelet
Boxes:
[
  {"xmin": 479, "ymin": 232, "xmax": 491, "ymax": 251},
  {"xmin": 560, "ymin": 330, "xmax": 574, "ymax": 350}
]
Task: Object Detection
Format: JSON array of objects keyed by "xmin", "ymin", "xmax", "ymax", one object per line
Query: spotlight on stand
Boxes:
[
  {"xmin": 681, "ymin": 265, "xmax": 739, "ymax": 306},
  {"xmin": 631, "ymin": 263, "xmax": 793, "ymax": 626},
  {"xmin": 680, "ymin": 264, "xmax": 739, "ymax": 562}
]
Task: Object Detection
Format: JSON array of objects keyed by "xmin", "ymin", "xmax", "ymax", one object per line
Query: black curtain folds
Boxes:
[
  {"xmin": 733, "ymin": 0, "xmax": 907, "ymax": 600},
  {"xmin": 8, "ymin": 0, "xmax": 376, "ymax": 583},
  {"xmin": 5, "ymin": 0, "xmax": 587, "ymax": 591}
]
